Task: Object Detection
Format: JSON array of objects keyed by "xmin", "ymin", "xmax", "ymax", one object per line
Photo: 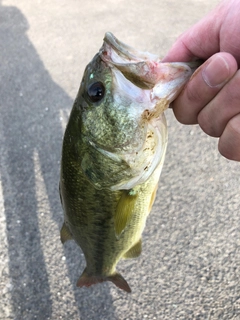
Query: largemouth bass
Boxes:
[{"xmin": 60, "ymin": 32, "xmax": 199, "ymax": 293}]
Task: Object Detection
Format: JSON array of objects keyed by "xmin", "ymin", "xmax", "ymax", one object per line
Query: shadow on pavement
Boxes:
[{"xmin": 0, "ymin": 3, "xmax": 116, "ymax": 319}]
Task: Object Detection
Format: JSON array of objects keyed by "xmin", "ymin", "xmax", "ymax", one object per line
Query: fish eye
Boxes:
[{"xmin": 87, "ymin": 81, "xmax": 105, "ymax": 103}]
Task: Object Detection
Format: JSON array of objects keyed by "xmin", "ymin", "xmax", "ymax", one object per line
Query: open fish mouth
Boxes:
[
  {"xmin": 100, "ymin": 32, "xmax": 200, "ymax": 93},
  {"xmin": 100, "ymin": 32, "xmax": 162, "ymax": 89}
]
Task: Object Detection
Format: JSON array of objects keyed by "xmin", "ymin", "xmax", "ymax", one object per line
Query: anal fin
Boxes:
[
  {"xmin": 123, "ymin": 239, "xmax": 142, "ymax": 259},
  {"xmin": 60, "ymin": 222, "xmax": 73, "ymax": 244}
]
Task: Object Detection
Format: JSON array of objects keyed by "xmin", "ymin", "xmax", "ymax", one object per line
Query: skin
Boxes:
[{"xmin": 162, "ymin": 0, "xmax": 240, "ymax": 161}]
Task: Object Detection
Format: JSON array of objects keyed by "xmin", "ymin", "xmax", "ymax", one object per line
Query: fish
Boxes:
[{"xmin": 59, "ymin": 32, "xmax": 199, "ymax": 293}]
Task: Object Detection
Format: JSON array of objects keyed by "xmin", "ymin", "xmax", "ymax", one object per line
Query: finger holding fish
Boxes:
[
  {"xmin": 169, "ymin": 52, "xmax": 238, "ymax": 126},
  {"xmin": 167, "ymin": 52, "xmax": 240, "ymax": 161}
]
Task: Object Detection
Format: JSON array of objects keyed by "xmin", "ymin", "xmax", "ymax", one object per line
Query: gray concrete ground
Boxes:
[{"xmin": 1, "ymin": 0, "xmax": 240, "ymax": 319}]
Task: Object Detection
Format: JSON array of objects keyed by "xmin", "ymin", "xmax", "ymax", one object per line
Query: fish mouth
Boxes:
[
  {"xmin": 100, "ymin": 32, "xmax": 161, "ymax": 89},
  {"xmin": 100, "ymin": 32, "xmax": 201, "ymax": 93}
]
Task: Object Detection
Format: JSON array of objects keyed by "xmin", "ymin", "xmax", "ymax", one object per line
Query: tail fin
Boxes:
[
  {"xmin": 107, "ymin": 272, "xmax": 131, "ymax": 293},
  {"xmin": 76, "ymin": 268, "xmax": 131, "ymax": 293}
]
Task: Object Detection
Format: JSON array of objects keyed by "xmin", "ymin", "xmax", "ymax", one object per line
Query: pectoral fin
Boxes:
[
  {"xmin": 60, "ymin": 222, "xmax": 73, "ymax": 244},
  {"xmin": 123, "ymin": 239, "xmax": 142, "ymax": 259},
  {"xmin": 114, "ymin": 189, "xmax": 138, "ymax": 239}
]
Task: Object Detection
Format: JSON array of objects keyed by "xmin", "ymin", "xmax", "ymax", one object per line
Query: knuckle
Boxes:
[
  {"xmin": 197, "ymin": 70, "xmax": 240, "ymax": 138},
  {"xmin": 218, "ymin": 114, "xmax": 240, "ymax": 161}
]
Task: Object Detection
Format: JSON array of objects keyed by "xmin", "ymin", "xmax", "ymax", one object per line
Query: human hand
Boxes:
[{"xmin": 163, "ymin": 0, "xmax": 240, "ymax": 161}]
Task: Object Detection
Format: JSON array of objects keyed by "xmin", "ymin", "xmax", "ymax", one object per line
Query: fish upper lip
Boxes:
[
  {"xmin": 103, "ymin": 32, "xmax": 136, "ymax": 61},
  {"xmin": 100, "ymin": 32, "xmax": 160, "ymax": 65}
]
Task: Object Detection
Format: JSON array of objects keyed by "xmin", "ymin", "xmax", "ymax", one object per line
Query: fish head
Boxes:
[
  {"xmin": 75, "ymin": 32, "xmax": 200, "ymax": 189},
  {"xmin": 79, "ymin": 43, "xmax": 150, "ymax": 154},
  {"xmin": 79, "ymin": 32, "xmax": 198, "ymax": 153}
]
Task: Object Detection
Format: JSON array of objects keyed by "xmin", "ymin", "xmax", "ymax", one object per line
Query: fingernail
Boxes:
[{"xmin": 202, "ymin": 55, "xmax": 230, "ymax": 87}]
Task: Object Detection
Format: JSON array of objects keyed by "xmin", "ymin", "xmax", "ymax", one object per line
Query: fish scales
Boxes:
[{"xmin": 60, "ymin": 32, "xmax": 200, "ymax": 292}]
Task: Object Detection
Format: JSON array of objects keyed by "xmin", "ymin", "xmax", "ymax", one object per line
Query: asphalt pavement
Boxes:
[{"xmin": 1, "ymin": 0, "xmax": 240, "ymax": 319}]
